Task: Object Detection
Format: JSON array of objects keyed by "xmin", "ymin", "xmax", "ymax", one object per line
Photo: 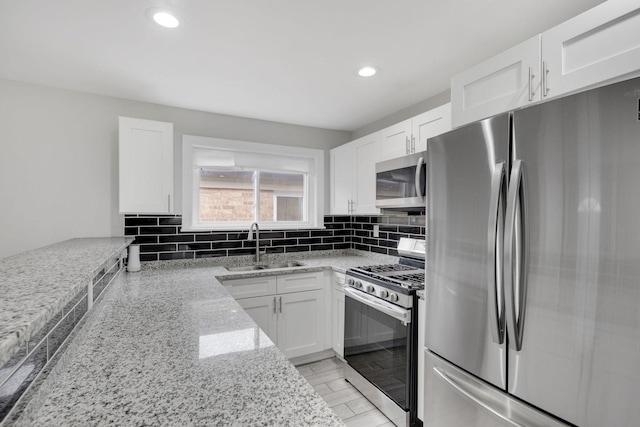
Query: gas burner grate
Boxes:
[{"xmin": 360, "ymin": 264, "xmax": 416, "ymax": 274}]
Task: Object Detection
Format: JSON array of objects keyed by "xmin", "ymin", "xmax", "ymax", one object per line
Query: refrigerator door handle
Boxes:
[
  {"xmin": 488, "ymin": 162, "xmax": 506, "ymax": 344},
  {"xmin": 432, "ymin": 362, "xmax": 567, "ymax": 427},
  {"xmin": 415, "ymin": 156, "xmax": 424, "ymax": 198},
  {"xmin": 504, "ymin": 159, "xmax": 528, "ymax": 351}
]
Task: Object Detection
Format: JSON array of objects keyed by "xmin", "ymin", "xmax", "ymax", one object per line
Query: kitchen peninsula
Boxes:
[{"xmin": 2, "ymin": 242, "xmax": 394, "ymax": 425}]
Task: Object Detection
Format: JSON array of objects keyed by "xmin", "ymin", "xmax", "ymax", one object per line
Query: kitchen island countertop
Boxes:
[
  {"xmin": 0, "ymin": 237, "xmax": 132, "ymax": 369},
  {"xmin": 15, "ymin": 251, "xmax": 394, "ymax": 426}
]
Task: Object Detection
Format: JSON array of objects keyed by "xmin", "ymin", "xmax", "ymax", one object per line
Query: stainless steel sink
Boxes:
[{"xmin": 225, "ymin": 261, "xmax": 303, "ymax": 272}]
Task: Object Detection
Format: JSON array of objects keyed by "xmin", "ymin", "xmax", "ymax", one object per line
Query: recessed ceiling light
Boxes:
[
  {"xmin": 153, "ymin": 11, "xmax": 179, "ymax": 28},
  {"xmin": 145, "ymin": 8, "xmax": 182, "ymax": 28},
  {"xmin": 357, "ymin": 66, "xmax": 378, "ymax": 77}
]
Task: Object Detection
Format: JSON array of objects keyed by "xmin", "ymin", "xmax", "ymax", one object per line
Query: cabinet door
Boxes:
[
  {"xmin": 278, "ymin": 290, "xmax": 325, "ymax": 359},
  {"xmin": 541, "ymin": 1, "xmax": 640, "ymax": 101},
  {"xmin": 379, "ymin": 119, "xmax": 412, "ymax": 161},
  {"xmin": 412, "ymin": 103, "xmax": 452, "ymax": 153},
  {"xmin": 236, "ymin": 295, "xmax": 278, "ymax": 344},
  {"xmin": 119, "ymin": 116, "xmax": 174, "ymax": 213},
  {"xmin": 276, "ymin": 271, "xmax": 323, "ymax": 294},
  {"xmin": 332, "ymin": 287, "xmax": 345, "ymax": 358},
  {"xmin": 352, "ymin": 133, "xmax": 380, "ymax": 215},
  {"xmin": 223, "ymin": 276, "xmax": 278, "ymax": 299},
  {"xmin": 330, "ymin": 143, "xmax": 354, "ymax": 214},
  {"xmin": 451, "ymin": 35, "xmax": 540, "ymax": 128}
]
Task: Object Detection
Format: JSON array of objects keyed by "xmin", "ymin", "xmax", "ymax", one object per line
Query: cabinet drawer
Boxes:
[
  {"xmin": 276, "ymin": 271, "xmax": 324, "ymax": 294},
  {"xmin": 223, "ymin": 276, "xmax": 277, "ymax": 299}
]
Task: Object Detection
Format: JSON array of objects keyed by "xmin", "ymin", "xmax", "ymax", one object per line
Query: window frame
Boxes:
[{"xmin": 182, "ymin": 135, "xmax": 324, "ymax": 231}]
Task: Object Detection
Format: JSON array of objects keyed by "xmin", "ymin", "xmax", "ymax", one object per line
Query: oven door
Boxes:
[{"xmin": 344, "ymin": 287, "xmax": 412, "ymax": 410}]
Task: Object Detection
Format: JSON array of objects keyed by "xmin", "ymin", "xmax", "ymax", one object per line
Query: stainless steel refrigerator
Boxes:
[{"xmin": 424, "ymin": 76, "xmax": 640, "ymax": 427}]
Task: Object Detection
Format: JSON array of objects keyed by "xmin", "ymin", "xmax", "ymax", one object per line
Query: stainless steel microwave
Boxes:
[{"xmin": 375, "ymin": 151, "xmax": 426, "ymax": 211}]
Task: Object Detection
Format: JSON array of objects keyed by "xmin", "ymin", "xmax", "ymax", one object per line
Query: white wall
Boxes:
[{"xmin": 0, "ymin": 79, "xmax": 350, "ymax": 258}]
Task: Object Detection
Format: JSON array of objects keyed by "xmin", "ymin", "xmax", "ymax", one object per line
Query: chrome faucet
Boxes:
[{"xmin": 247, "ymin": 222, "xmax": 262, "ymax": 263}]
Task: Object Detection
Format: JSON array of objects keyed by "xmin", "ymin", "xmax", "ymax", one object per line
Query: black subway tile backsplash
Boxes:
[
  {"xmin": 286, "ymin": 231, "xmax": 310, "ymax": 238},
  {"xmin": 125, "ymin": 217, "xmax": 158, "ymax": 226},
  {"xmin": 158, "ymin": 217, "xmax": 182, "ymax": 226},
  {"xmin": 140, "ymin": 244, "xmax": 177, "ymax": 253},
  {"xmin": 159, "ymin": 235, "xmax": 195, "ymax": 243},
  {"xmin": 194, "ymin": 250, "xmax": 226, "ymax": 258},
  {"xmin": 286, "ymin": 245, "xmax": 310, "ymax": 253},
  {"xmin": 333, "ymin": 216, "xmax": 350, "ymax": 223},
  {"xmin": 195, "ymin": 233, "xmax": 228, "ymax": 242},
  {"xmin": 123, "ymin": 214, "xmax": 426, "ymax": 261},
  {"xmin": 139, "ymin": 226, "xmax": 177, "ymax": 235},
  {"xmin": 272, "ymin": 239, "xmax": 298, "ymax": 247},
  {"xmin": 177, "ymin": 243, "xmax": 211, "ymax": 251}
]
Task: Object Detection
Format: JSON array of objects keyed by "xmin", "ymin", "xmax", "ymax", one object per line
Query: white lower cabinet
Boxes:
[
  {"xmin": 225, "ymin": 271, "xmax": 330, "ymax": 360},
  {"xmin": 278, "ymin": 290, "xmax": 325, "ymax": 358},
  {"xmin": 331, "ymin": 272, "xmax": 346, "ymax": 359},
  {"xmin": 236, "ymin": 295, "xmax": 278, "ymax": 342}
]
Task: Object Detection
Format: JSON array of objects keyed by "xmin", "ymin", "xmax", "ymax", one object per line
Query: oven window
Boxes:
[{"xmin": 344, "ymin": 294, "xmax": 409, "ymax": 409}]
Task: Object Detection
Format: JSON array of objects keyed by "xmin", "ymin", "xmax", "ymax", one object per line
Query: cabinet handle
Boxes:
[
  {"xmin": 542, "ymin": 61, "xmax": 550, "ymax": 97},
  {"xmin": 411, "ymin": 135, "xmax": 415, "ymax": 153},
  {"xmin": 167, "ymin": 195, "xmax": 171, "ymax": 212},
  {"xmin": 406, "ymin": 136, "xmax": 410, "ymax": 154},
  {"xmin": 279, "ymin": 296, "xmax": 283, "ymax": 313},
  {"xmin": 273, "ymin": 296, "xmax": 276, "ymax": 314},
  {"xmin": 528, "ymin": 67, "xmax": 535, "ymax": 102}
]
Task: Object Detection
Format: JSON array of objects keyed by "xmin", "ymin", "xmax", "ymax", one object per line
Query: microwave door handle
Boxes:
[{"xmin": 415, "ymin": 156, "xmax": 424, "ymax": 198}]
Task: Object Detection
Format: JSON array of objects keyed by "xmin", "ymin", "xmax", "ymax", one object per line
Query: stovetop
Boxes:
[{"xmin": 347, "ymin": 263, "xmax": 425, "ymax": 291}]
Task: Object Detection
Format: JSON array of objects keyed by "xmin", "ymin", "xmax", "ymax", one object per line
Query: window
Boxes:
[{"xmin": 182, "ymin": 135, "xmax": 324, "ymax": 231}]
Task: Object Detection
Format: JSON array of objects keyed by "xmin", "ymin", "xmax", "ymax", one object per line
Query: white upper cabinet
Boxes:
[
  {"xmin": 541, "ymin": 0, "xmax": 640, "ymax": 100},
  {"xmin": 412, "ymin": 103, "xmax": 452, "ymax": 152},
  {"xmin": 452, "ymin": 1, "xmax": 640, "ymax": 128},
  {"xmin": 119, "ymin": 117, "xmax": 174, "ymax": 214},
  {"xmin": 352, "ymin": 133, "xmax": 380, "ymax": 214},
  {"xmin": 379, "ymin": 104, "xmax": 452, "ymax": 161},
  {"xmin": 451, "ymin": 36, "xmax": 541, "ymax": 128},
  {"xmin": 330, "ymin": 142, "xmax": 354, "ymax": 215},
  {"xmin": 329, "ymin": 132, "xmax": 380, "ymax": 215},
  {"xmin": 379, "ymin": 119, "xmax": 412, "ymax": 161}
]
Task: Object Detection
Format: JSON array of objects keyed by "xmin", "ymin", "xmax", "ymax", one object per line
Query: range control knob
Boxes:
[
  {"xmin": 365, "ymin": 285, "xmax": 375, "ymax": 293},
  {"xmin": 379, "ymin": 290, "xmax": 389, "ymax": 298},
  {"xmin": 355, "ymin": 281, "xmax": 363, "ymax": 289},
  {"xmin": 347, "ymin": 278, "xmax": 354, "ymax": 286},
  {"xmin": 388, "ymin": 293, "xmax": 399, "ymax": 302}
]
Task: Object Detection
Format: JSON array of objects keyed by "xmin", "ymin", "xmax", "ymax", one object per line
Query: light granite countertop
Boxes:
[
  {"xmin": 0, "ymin": 237, "xmax": 132, "ymax": 368},
  {"xmin": 15, "ymin": 250, "xmax": 393, "ymax": 426}
]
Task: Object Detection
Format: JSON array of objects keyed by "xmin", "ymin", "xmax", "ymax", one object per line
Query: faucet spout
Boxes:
[{"xmin": 248, "ymin": 222, "xmax": 261, "ymax": 263}]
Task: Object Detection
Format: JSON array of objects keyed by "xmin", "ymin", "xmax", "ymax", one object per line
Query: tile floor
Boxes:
[{"xmin": 296, "ymin": 357, "xmax": 394, "ymax": 427}]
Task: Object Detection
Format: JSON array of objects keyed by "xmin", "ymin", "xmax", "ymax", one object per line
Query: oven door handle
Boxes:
[{"xmin": 344, "ymin": 287, "xmax": 411, "ymax": 323}]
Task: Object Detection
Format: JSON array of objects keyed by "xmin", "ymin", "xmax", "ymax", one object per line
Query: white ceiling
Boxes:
[{"xmin": 0, "ymin": 0, "xmax": 605, "ymax": 131}]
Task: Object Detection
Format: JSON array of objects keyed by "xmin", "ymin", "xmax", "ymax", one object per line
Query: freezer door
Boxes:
[
  {"xmin": 423, "ymin": 350, "xmax": 569, "ymax": 427},
  {"xmin": 426, "ymin": 114, "xmax": 509, "ymax": 389},
  {"xmin": 509, "ymin": 76, "xmax": 640, "ymax": 426}
]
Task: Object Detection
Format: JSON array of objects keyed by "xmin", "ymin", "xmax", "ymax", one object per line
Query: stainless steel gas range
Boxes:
[{"xmin": 344, "ymin": 238, "xmax": 425, "ymax": 427}]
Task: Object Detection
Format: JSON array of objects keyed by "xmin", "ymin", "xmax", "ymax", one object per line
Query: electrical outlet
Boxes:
[{"xmin": 373, "ymin": 224, "xmax": 379, "ymax": 238}]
